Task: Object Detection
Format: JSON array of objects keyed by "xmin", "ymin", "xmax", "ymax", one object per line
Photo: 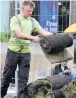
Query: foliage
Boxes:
[{"xmin": 0, "ymin": 30, "xmax": 11, "ymax": 42}]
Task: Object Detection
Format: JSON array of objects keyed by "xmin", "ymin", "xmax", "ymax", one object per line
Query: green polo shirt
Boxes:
[{"xmin": 8, "ymin": 13, "xmax": 41, "ymax": 53}]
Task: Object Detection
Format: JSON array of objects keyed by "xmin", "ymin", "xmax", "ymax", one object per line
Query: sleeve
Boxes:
[
  {"xmin": 33, "ymin": 18, "xmax": 42, "ymax": 33},
  {"xmin": 10, "ymin": 16, "xmax": 21, "ymax": 32},
  {"xmin": 55, "ymin": 66, "xmax": 59, "ymax": 75},
  {"xmin": 55, "ymin": 64, "xmax": 62, "ymax": 75},
  {"xmin": 64, "ymin": 66, "xmax": 68, "ymax": 70}
]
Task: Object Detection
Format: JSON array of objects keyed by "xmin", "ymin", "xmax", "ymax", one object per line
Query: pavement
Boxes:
[{"xmin": 0, "ymin": 42, "xmax": 76, "ymax": 98}]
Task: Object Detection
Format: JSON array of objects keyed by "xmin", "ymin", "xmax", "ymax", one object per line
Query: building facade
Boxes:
[{"xmin": 0, "ymin": 0, "xmax": 76, "ymax": 32}]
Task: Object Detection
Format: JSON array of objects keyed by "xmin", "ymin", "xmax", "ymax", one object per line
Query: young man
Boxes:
[
  {"xmin": 64, "ymin": 23, "xmax": 76, "ymax": 67},
  {"xmin": 53, "ymin": 61, "xmax": 71, "ymax": 75},
  {"xmin": 1, "ymin": 1, "xmax": 52, "ymax": 98},
  {"xmin": 73, "ymin": 39, "xmax": 76, "ymax": 67},
  {"xmin": 53, "ymin": 61, "xmax": 76, "ymax": 80}
]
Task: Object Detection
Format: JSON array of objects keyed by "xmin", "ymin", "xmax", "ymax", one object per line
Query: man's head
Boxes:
[
  {"xmin": 61, "ymin": 61, "xmax": 67, "ymax": 67},
  {"xmin": 22, "ymin": 1, "xmax": 35, "ymax": 17}
]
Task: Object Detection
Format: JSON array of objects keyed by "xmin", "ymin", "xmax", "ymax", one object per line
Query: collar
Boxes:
[{"xmin": 19, "ymin": 12, "xmax": 30, "ymax": 20}]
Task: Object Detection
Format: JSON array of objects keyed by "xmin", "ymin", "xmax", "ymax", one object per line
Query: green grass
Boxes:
[{"xmin": 0, "ymin": 30, "xmax": 11, "ymax": 42}]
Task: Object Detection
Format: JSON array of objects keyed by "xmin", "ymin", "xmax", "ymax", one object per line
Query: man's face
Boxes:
[
  {"xmin": 23, "ymin": 5, "xmax": 33, "ymax": 17},
  {"xmin": 61, "ymin": 62, "xmax": 67, "ymax": 67}
]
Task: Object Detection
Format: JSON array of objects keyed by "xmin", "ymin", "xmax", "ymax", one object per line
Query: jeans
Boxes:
[{"xmin": 1, "ymin": 49, "xmax": 31, "ymax": 98}]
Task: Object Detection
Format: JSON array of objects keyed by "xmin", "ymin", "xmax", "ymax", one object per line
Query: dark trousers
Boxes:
[
  {"xmin": 74, "ymin": 47, "xmax": 76, "ymax": 64},
  {"xmin": 1, "ymin": 49, "xmax": 31, "ymax": 98}
]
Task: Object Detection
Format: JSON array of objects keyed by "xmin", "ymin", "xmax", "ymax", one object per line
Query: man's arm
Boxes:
[
  {"xmin": 32, "ymin": 18, "xmax": 53, "ymax": 36},
  {"xmin": 14, "ymin": 28, "xmax": 40, "ymax": 42},
  {"xmin": 39, "ymin": 27, "xmax": 53, "ymax": 36},
  {"xmin": 15, "ymin": 28, "xmax": 34, "ymax": 40}
]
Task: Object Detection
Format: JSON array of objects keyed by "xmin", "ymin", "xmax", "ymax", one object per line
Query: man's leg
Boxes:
[
  {"xmin": 1, "ymin": 49, "xmax": 18, "ymax": 98},
  {"xmin": 73, "ymin": 47, "xmax": 76, "ymax": 67},
  {"xmin": 17, "ymin": 53, "xmax": 31, "ymax": 98}
]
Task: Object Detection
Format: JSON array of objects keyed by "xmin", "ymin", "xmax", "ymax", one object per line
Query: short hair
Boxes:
[{"xmin": 22, "ymin": 0, "xmax": 35, "ymax": 8}]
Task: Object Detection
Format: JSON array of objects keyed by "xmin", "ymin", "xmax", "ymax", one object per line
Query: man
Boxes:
[
  {"xmin": 53, "ymin": 61, "xmax": 76, "ymax": 80},
  {"xmin": 1, "ymin": 1, "xmax": 52, "ymax": 98},
  {"xmin": 64, "ymin": 23, "xmax": 76, "ymax": 67},
  {"xmin": 73, "ymin": 39, "xmax": 76, "ymax": 67},
  {"xmin": 53, "ymin": 61, "xmax": 71, "ymax": 75}
]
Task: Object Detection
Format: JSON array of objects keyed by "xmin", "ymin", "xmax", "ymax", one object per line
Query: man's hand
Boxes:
[
  {"xmin": 33, "ymin": 35, "xmax": 40, "ymax": 43},
  {"xmin": 64, "ymin": 69, "xmax": 71, "ymax": 73}
]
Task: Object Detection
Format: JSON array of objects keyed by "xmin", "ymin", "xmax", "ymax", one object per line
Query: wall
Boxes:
[{"xmin": 0, "ymin": 1, "xmax": 9, "ymax": 32}]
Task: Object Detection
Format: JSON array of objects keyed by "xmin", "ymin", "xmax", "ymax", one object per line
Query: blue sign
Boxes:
[{"xmin": 39, "ymin": 1, "xmax": 59, "ymax": 33}]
